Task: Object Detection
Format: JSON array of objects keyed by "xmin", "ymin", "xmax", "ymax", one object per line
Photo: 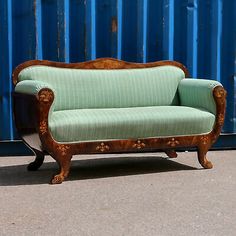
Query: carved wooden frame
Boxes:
[{"xmin": 13, "ymin": 58, "xmax": 226, "ymax": 184}]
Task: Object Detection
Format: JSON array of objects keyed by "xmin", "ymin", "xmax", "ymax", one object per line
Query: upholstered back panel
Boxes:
[{"xmin": 18, "ymin": 65, "xmax": 185, "ymax": 111}]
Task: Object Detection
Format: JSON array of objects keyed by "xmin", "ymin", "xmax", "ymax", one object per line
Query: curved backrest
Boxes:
[{"xmin": 18, "ymin": 64, "xmax": 185, "ymax": 111}]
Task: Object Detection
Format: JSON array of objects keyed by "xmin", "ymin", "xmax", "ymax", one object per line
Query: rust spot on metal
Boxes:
[{"xmin": 111, "ymin": 16, "xmax": 117, "ymax": 33}]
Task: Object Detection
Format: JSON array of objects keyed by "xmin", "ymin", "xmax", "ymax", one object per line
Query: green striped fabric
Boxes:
[
  {"xmin": 18, "ymin": 65, "xmax": 185, "ymax": 110},
  {"xmin": 49, "ymin": 106, "xmax": 215, "ymax": 142},
  {"xmin": 178, "ymin": 79, "xmax": 222, "ymax": 115},
  {"xmin": 15, "ymin": 80, "xmax": 55, "ymax": 95},
  {"xmin": 15, "ymin": 80, "xmax": 56, "ymax": 121},
  {"xmin": 15, "ymin": 65, "xmax": 222, "ymax": 143}
]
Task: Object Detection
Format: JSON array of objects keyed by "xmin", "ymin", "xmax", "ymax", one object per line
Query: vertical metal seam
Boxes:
[
  {"xmin": 142, "ymin": 0, "xmax": 148, "ymax": 62},
  {"xmin": 163, "ymin": 0, "xmax": 174, "ymax": 60},
  {"xmin": 57, "ymin": 1, "xmax": 60, "ymax": 60},
  {"xmin": 35, "ymin": 0, "xmax": 43, "ymax": 59},
  {"xmin": 64, "ymin": 0, "xmax": 70, "ymax": 62},
  {"xmin": 187, "ymin": 0, "xmax": 198, "ymax": 77},
  {"xmin": 216, "ymin": 0, "xmax": 222, "ymax": 83},
  {"xmin": 137, "ymin": 0, "xmax": 148, "ymax": 62},
  {"xmin": 168, "ymin": 0, "xmax": 174, "ymax": 60},
  {"xmin": 192, "ymin": 0, "xmax": 198, "ymax": 77},
  {"xmin": 86, "ymin": 0, "xmax": 96, "ymax": 60},
  {"xmin": 117, "ymin": 0, "xmax": 122, "ymax": 59},
  {"xmin": 91, "ymin": 0, "xmax": 96, "ymax": 59},
  {"xmin": 7, "ymin": 0, "xmax": 13, "ymax": 140}
]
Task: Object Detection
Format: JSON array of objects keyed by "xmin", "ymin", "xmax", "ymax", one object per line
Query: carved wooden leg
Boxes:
[
  {"xmin": 197, "ymin": 143, "xmax": 213, "ymax": 169},
  {"xmin": 27, "ymin": 148, "xmax": 45, "ymax": 171},
  {"xmin": 51, "ymin": 154, "xmax": 72, "ymax": 184},
  {"xmin": 165, "ymin": 150, "xmax": 178, "ymax": 158}
]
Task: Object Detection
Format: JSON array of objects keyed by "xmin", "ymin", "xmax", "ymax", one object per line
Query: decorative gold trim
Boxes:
[
  {"xmin": 167, "ymin": 138, "xmax": 179, "ymax": 147},
  {"xmin": 57, "ymin": 145, "xmax": 70, "ymax": 156},
  {"xmin": 39, "ymin": 90, "xmax": 53, "ymax": 103},
  {"xmin": 39, "ymin": 121, "xmax": 47, "ymax": 135},
  {"xmin": 133, "ymin": 140, "xmax": 145, "ymax": 149},
  {"xmin": 96, "ymin": 143, "xmax": 110, "ymax": 152}
]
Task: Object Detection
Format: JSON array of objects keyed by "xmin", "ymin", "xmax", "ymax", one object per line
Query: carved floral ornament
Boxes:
[
  {"xmin": 218, "ymin": 114, "xmax": 225, "ymax": 126},
  {"xmin": 167, "ymin": 138, "xmax": 179, "ymax": 147},
  {"xmin": 132, "ymin": 140, "xmax": 146, "ymax": 149},
  {"xmin": 39, "ymin": 121, "xmax": 47, "ymax": 135},
  {"xmin": 96, "ymin": 142, "xmax": 110, "ymax": 152},
  {"xmin": 214, "ymin": 87, "xmax": 226, "ymax": 98},
  {"xmin": 57, "ymin": 145, "xmax": 70, "ymax": 156},
  {"xmin": 39, "ymin": 90, "xmax": 53, "ymax": 103},
  {"xmin": 200, "ymin": 136, "xmax": 209, "ymax": 145}
]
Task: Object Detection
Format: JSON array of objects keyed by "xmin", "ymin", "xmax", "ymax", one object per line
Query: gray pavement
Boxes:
[{"xmin": 0, "ymin": 150, "xmax": 236, "ymax": 236}]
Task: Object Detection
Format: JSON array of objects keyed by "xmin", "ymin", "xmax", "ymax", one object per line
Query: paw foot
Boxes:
[
  {"xmin": 165, "ymin": 150, "xmax": 178, "ymax": 158},
  {"xmin": 201, "ymin": 160, "xmax": 213, "ymax": 169},
  {"xmin": 51, "ymin": 174, "xmax": 64, "ymax": 184}
]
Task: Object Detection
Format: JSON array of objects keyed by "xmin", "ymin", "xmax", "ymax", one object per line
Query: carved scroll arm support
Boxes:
[
  {"xmin": 14, "ymin": 80, "xmax": 56, "ymax": 151},
  {"xmin": 210, "ymin": 85, "xmax": 227, "ymax": 143}
]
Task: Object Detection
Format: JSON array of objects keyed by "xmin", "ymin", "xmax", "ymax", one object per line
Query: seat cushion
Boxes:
[{"xmin": 49, "ymin": 106, "xmax": 215, "ymax": 143}]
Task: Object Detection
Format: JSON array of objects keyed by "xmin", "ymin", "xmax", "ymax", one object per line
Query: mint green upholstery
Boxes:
[
  {"xmin": 15, "ymin": 80, "xmax": 56, "ymax": 121},
  {"xmin": 15, "ymin": 80, "xmax": 55, "ymax": 95},
  {"xmin": 15, "ymin": 65, "xmax": 222, "ymax": 143},
  {"xmin": 49, "ymin": 106, "xmax": 215, "ymax": 142},
  {"xmin": 178, "ymin": 79, "xmax": 222, "ymax": 115},
  {"xmin": 18, "ymin": 65, "xmax": 185, "ymax": 111}
]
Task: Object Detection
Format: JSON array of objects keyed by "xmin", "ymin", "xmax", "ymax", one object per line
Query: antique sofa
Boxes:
[{"xmin": 13, "ymin": 58, "xmax": 226, "ymax": 184}]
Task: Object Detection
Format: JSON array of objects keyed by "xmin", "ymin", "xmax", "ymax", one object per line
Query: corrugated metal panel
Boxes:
[{"xmin": 0, "ymin": 0, "xmax": 235, "ymax": 141}]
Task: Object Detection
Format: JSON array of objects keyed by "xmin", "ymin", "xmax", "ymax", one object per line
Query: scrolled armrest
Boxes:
[
  {"xmin": 14, "ymin": 80, "xmax": 55, "ymax": 138},
  {"xmin": 178, "ymin": 79, "xmax": 224, "ymax": 114},
  {"xmin": 15, "ymin": 80, "xmax": 55, "ymax": 96}
]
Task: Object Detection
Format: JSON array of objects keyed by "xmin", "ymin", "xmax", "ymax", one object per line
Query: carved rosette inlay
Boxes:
[
  {"xmin": 200, "ymin": 136, "xmax": 209, "ymax": 145},
  {"xmin": 167, "ymin": 138, "xmax": 179, "ymax": 147},
  {"xmin": 133, "ymin": 140, "xmax": 145, "ymax": 149},
  {"xmin": 39, "ymin": 90, "xmax": 53, "ymax": 103},
  {"xmin": 214, "ymin": 87, "xmax": 226, "ymax": 98},
  {"xmin": 96, "ymin": 143, "xmax": 110, "ymax": 152},
  {"xmin": 57, "ymin": 145, "xmax": 70, "ymax": 156},
  {"xmin": 39, "ymin": 121, "xmax": 47, "ymax": 134}
]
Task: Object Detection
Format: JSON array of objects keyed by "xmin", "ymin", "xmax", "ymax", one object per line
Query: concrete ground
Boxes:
[{"xmin": 0, "ymin": 150, "xmax": 236, "ymax": 236}]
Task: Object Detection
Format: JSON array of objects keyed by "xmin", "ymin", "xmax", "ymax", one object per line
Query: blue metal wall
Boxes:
[{"xmin": 0, "ymin": 0, "xmax": 236, "ymax": 141}]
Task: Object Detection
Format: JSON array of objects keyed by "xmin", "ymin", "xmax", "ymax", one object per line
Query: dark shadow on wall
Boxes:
[{"xmin": 0, "ymin": 155, "xmax": 197, "ymax": 186}]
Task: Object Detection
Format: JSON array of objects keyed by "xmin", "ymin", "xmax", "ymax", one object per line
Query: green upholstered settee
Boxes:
[{"xmin": 13, "ymin": 58, "xmax": 226, "ymax": 184}]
